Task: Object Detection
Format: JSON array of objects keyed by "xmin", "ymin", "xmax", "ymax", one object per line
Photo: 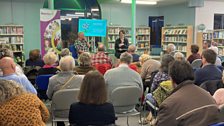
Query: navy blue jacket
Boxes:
[{"xmin": 194, "ymin": 64, "xmax": 222, "ymax": 86}]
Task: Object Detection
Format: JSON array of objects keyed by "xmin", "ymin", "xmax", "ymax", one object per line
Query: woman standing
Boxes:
[
  {"xmin": 69, "ymin": 71, "xmax": 116, "ymax": 126},
  {"xmin": 115, "ymin": 30, "xmax": 129, "ymax": 59}
]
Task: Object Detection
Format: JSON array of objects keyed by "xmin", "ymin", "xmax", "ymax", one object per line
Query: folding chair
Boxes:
[
  {"xmin": 51, "ymin": 89, "xmax": 80, "ymax": 126},
  {"xmin": 191, "ymin": 59, "xmax": 202, "ymax": 69},
  {"xmin": 110, "ymin": 86, "xmax": 142, "ymax": 126},
  {"xmin": 35, "ymin": 74, "xmax": 53, "ymax": 100}
]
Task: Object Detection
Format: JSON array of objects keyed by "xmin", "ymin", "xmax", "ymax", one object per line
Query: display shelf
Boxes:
[
  {"xmin": 136, "ymin": 27, "xmax": 150, "ymax": 54},
  {"xmin": 162, "ymin": 26, "xmax": 193, "ymax": 57},
  {"xmin": 0, "ymin": 25, "xmax": 24, "ymax": 67},
  {"xmin": 213, "ymin": 30, "xmax": 224, "ymax": 55}
]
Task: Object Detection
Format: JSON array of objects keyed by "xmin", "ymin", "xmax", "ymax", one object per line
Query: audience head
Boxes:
[
  {"xmin": 120, "ymin": 52, "xmax": 133, "ymax": 65},
  {"xmin": 139, "ymin": 54, "xmax": 150, "ymax": 64},
  {"xmin": 161, "ymin": 54, "xmax": 175, "ymax": 73},
  {"xmin": 43, "ymin": 52, "xmax": 58, "ymax": 66},
  {"xmin": 78, "ymin": 71, "xmax": 107, "ymax": 105},
  {"xmin": 0, "ymin": 57, "xmax": 16, "ymax": 74},
  {"xmin": 167, "ymin": 43, "xmax": 176, "ymax": 53},
  {"xmin": 0, "ymin": 48, "xmax": 14, "ymax": 59},
  {"xmin": 98, "ymin": 44, "xmax": 105, "ymax": 52},
  {"xmin": 29, "ymin": 49, "xmax": 41, "ymax": 61},
  {"xmin": 128, "ymin": 45, "xmax": 136, "ymax": 54},
  {"xmin": 0, "ymin": 79, "xmax": 24, "ymax": 104},
  {"xmin": 203, "ymin": 41, "xmax": 211, "ymax": 50},
  {"xmin": 169, "ymin": 60, "xmax": 194, "ymax": 86},
  {"xmin": 201, "ymin": 49, "xmax": 216, "ymax": 65},
  {"xmin": 213, "ymin": 88, "xmax": 224, "ymax": 108},
  {"xmin": 59, "ymin": 56, "xmax": 75, "ymax": 72},
  {"xmin": 191, "ymin": 44, "xmax": 199, "ymax": 54},
  {"xmin": 209, "ymin": 46, "xmax": 219, "ymax": 55},
  {"xmin": 174, "ymin": 52, "xmax": 185, "ymax": 61},
  {"xmin": 78, "ymin": 32, "xmax": 85, "ymax": 40},
  {"xmin": 119, "ymin": 30, "xmax": 125, "ymax": 39},
  {"xmin": 60, "ymin": 48, "xmax": 71, "ymax": 57},
  {"xmin": 78, "ymin": 52, "xmax": 91, "ymax": 66}
]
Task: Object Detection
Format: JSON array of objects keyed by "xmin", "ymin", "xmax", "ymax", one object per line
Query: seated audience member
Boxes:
[
  {"xmin": 166, "ymin": 43, "xmax": 176, "ymax": 56},
  {"xmin": 38, "ymin": 52, "xmax": 60, "ymax": 75},
  {"xmin": 104, "ymin": 52, "xmax": 143, "ymax": 98},
  {"xmin": 151, "ymin": 54, "xmax": 174, "ymax": 92},
  {"xmin": 0, "ymin": 57, "xmax": 37, "ymax": 94},
  {"xmin": 174, "ymin": 52, "xmax": 185, "ymax": 61},
  {"xmin": 156, "ymin": 60, "xmax": 221, "ymax": 126},
  {"xmin": 74, "ymin": 52, "xmax": 95, "ymax": 75},
  {"xmin": 203, "ymin": 41, "xmax": 211, "ymax": 50},
  {"xmin": 213, "ymin": 88, "xmax": 224, "ymax": 109},
  {"xmin": 91, "ymin": 44, "xmax": 112, "ymax": 66},
  {"xmin": 128, "ymin": 45, "xmax": 140, "ymax": 62},
  {"xmin": 60, "ymin": 48, "xmax": 71, "ymax": 58},
  {"xmin": 0, "ymin": 80, "xmax": 49, "ymax": 125},
  {"xmin": 209, "ymin": 46, "xmax": 222, "ymax": 66},
  {"xmin": 26, "ymin": 49, "xmax": 44, "ymax": 67},
  {"xmin": 69, "ymin": 71, "xmax": 116, "ymax": 125},
  {"xmin": 187, "ymin": 44, "xmax": 201, "ymax": 64},
  {"xmin": 0, "ymin": 48, "xmax": 24, "ymax": 75},
  {"xmin": 194, "ymin": 49, "xmax": 222, "ymax": 86},
  {"xmin": 47, "ymin": 56, "xmax": 84, "ymax": 99},
  {"xmin": 140, "ymin": 54, "xmax": 161, "ymax": 90}
]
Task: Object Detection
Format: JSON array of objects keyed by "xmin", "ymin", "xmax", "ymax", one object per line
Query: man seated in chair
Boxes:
[
  {"xmin": 91, "ymin": 44, "xmax": 112, "ymax": 67},
  {"xmin": 156, "ymin": 60, "xmax": 222, "ymax": 126},
  {"xmin": 194, "ymin": 49, "xmax": 222, "ymax": 86},
  {"xmin": 47, "ymin": 56, "xmax": 84, "ymax": 99},
  {"xmin": 104, "ymin": 52, "xmax": 143, "ymax": 100},
  {"xmin": 128, "ymin": 45, "xmax": 140, "ymax": 62},
  {"xmin": 0, "ymin": 57, "xmax": 37, "ymax": 94}
]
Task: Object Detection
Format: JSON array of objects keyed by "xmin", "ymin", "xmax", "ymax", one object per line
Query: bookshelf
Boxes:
[
  {"xmin": 107, "ymin": 26, "xmax": 132, "ymax": 54},
  {"xmin": 0, "ymin": 25, "xmax": 24, "ymax": 66},
  {"xmin": 136, "ymin": 27, "xmax": 150, "ymax": 54},
  {"xmin": 161, "ymin": 26, "xmax": 193, "ymax": 57},
  {"xmin": 213, "ymin": 29, "xmax": 224, "ymax": 56},
  {"xmin": 196, "ymin": 32, "xmax": 213, "ymax": 54},
  {"xmin": 107, "ymin": 26, "xmax": 150, "ymax": 55}
]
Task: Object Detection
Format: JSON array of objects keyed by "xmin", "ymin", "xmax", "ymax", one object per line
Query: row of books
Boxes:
[
  {"xmin": 0, "ymin": 37, "xmax": 24, "ymax": 44},
  {"xmin": 108, "ymin": 43, "xmax": 115, "ymax": 49},
  {"xmin": 203, "ymin": 33, "xmax": 213, "ymax": 40},
  {"xmin": 164, "ymin": 29, "xmax": 187, "ymax": 35},
  {"xmin": 137, "ymin": 42, "xmax": 149, "ymax": 48},
  {"xmin": 108, "ymin": 28, "xmax": 131, "ymax": 34},
  {"xmin": 214, "ymin": 31, "xmax": 224, "ymax": 39},
  {"xmin": 136, "ymin": 28, "xmax": 150, "ymax": 34},
  {"xmin": 164, "ymin": 36, "xmax": 187, "ymax": 42},
  {"xmin": 108, "ymin": 35, "xmax": 119, "ymax": 42},
  {"xmin": 163, "ymin": 45, "xmax": 187, "ymax": 52},
  {"xmin": 0, "ymin": 27, "xmax": 24, "ymax": 34},
  {"xmin": 10, "ymin": 45, "xmax": 23, "ymax": 52},
  {"xmin": 136, "ymin": 36, "xmax": 150, "ymax": 41}
]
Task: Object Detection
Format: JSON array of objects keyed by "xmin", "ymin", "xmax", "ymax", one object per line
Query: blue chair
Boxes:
[
  {"xmin": 35, "ymin": 74, "xmax": 53, "ymax": 100},
  {"xmin": 210, "ymin": 122, "xmax": 224, "ymax": 126}
]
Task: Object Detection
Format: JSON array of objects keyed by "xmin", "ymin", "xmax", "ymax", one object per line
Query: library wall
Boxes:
[
  {"xmin": 158, "ymin": 3, "xmax": 195, "ymax": 26},
  {"xmin": 0, "ymin": 0, "xmax": 44, "ymax": 59},
  {"xmin": 100, "ymin": 3, "xmax": 159, "ymax": 27},
  {"xmin": 195, "ymin": 1, "xmax": 224, "ymax": 31}
]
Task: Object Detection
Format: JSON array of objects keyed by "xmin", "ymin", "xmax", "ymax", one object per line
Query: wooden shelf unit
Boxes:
[
  {"xmin": 161, "ymin": 26, "xmax": 193, "ymax": 57},
  {"xmin": 0, "ymin": 25, "xmax": 24, "ymax": 66}
]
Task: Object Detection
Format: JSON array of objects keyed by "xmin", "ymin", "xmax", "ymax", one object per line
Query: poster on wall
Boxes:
[{"xmin": 40, "ymin": 9, "xmax": 61, "ymax": 56}]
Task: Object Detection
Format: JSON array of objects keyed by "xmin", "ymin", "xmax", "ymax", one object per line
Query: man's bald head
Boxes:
[
  {"xmin": 98, "ymin": 44, "xmax": 105, "ymax": 52},
  {"xmin": 0, "ymin": 57, "xmax": 16, "ymax": 73}
]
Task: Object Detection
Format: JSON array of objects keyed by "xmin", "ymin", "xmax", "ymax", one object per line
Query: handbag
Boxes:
[{"xmin": 59, "ymin": 75, "xmax": 76, "ymax": 90}]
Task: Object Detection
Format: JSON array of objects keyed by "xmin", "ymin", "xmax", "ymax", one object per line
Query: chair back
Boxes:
[
  {"xmin": 35, "ymin": 74, "xmax": 53, "ymax": 90},
  {"xmin": 51, "ymin": 89, "xmax": 80, "ymax": 118},
  {"xmin": 111, "ymin": 86, "xmax": 142, "ymax": 113},
  {"xmin": 191, "ymin": 59, "xmax": 202, "ymax": 69}
]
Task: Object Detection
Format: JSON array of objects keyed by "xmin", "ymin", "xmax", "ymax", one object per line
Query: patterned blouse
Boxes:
[
  {"xmin": 74, "ymin": 39, "xmax": 89, "ymax": 53},
  {"xmin": 0, "ymin": 93, "xmax": 49, "ymax": 126},
  {"xmin": 91, "ymin": 52, "xmax": 112, "ymax": 65},
  {"xmin": 151, "ymin": 71, "xmax": 170, "ymax": 92}
]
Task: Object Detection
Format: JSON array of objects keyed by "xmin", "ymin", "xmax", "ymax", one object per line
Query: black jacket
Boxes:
[{"xmin": 115, "ymin": 38, "xmax": 129, "ymax": 58}]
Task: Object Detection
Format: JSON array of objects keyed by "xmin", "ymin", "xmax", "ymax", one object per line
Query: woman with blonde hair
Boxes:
[
  {"xmin": 0, "ymin": 79, "xmax": 49, "ymax": 125},
  {"xmin": 69, "ymin": 71, "xmax": 116, "ymax": 125},
  {"xmin": 38, "ymin": 52, "xmax": 60, "ymax": 75}
]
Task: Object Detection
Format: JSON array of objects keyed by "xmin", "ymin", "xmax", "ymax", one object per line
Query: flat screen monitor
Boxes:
[{"xmin": 78, "ymin": 19, "xmax": 107, "ymax": 37}]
